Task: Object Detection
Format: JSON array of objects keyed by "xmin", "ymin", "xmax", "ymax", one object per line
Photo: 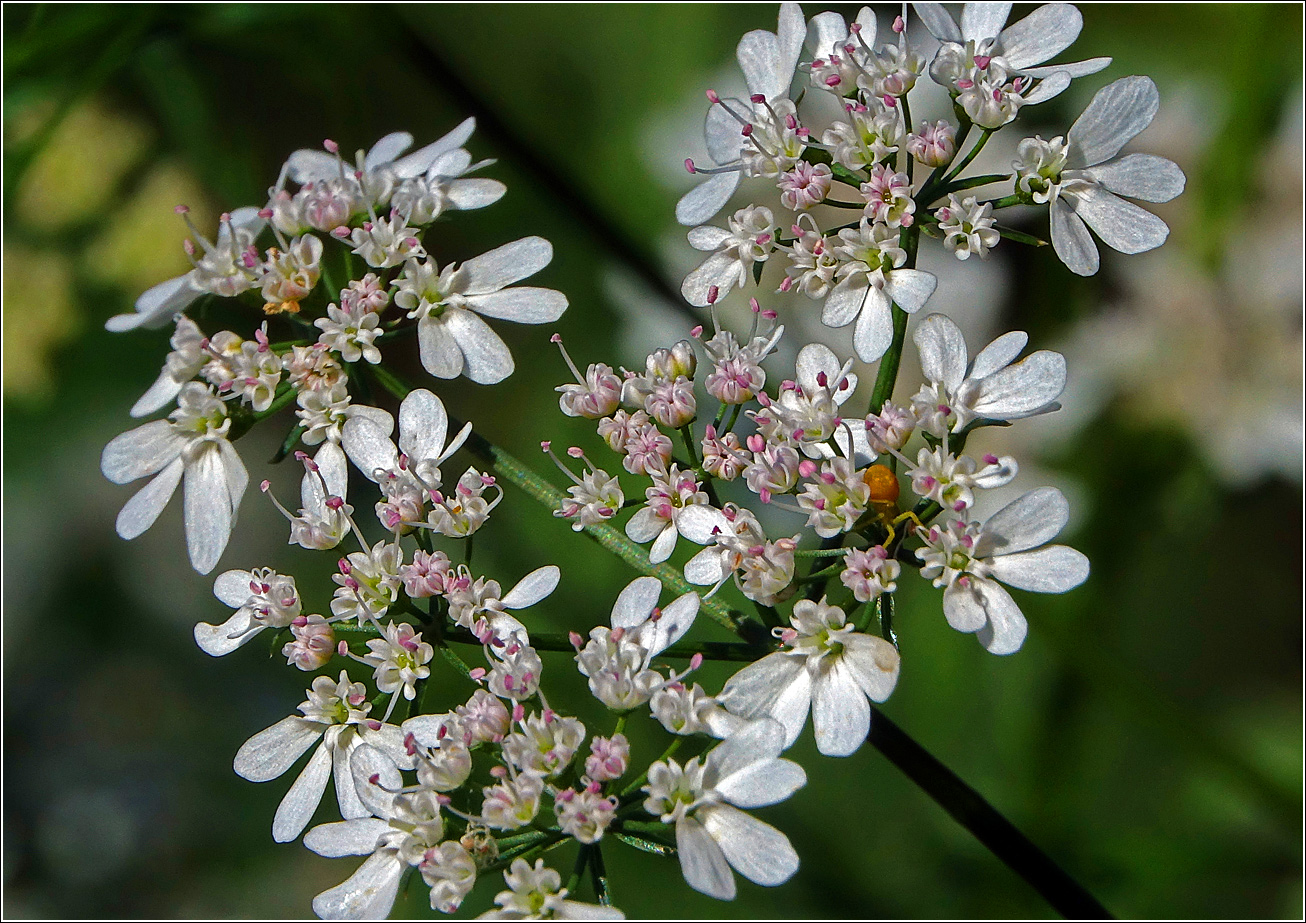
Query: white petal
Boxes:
[
  {"xmin": 972, "ymin": 350, "xmax": 1067, "ymax": 419},
  {"xmin": 446, "ymin": 309, "xmax": 514, "ymax": 384},
  {"xmin": 1050, "ymin": 196, "xmax": 1099, "ymax": 276},
  {"xmin": 978, "ymin": 486, "xmax": 1070, "ymax": 555},
  {"xmin": 962, "ymin": 1, "xmax": 1011, "ymax": 42},
  {"xmin": 972, "ymin": 578, "xmax": 1028, "ymax": 655},
  {"xmin": 502, "ymin": 565, "xmax": 560, "ymax": 609},
  {"xmin": 676, "ymin": 815, "xmax": 735, "ymax": 900},
  {"xmin": 309, "ymin": 441, "xmax": 349, "ymax": 507},
  {"xmin": 183, "ymin": 444, "xmax": 233, "ymax": 575},
  {"xmin": 704, "ymin": 103, "xmax": 743, "ymax": 165},
  {"xmin": 106, "ymin": 274, "xmax": 200, "ymax": 332},
  {"xmin": 461, "ymin": 237, "xmax": 553, "ymax": 295},
  {"xmin": 1084, "ymin": 153, "xmax": 1185, "ymax": 203},
  {"xmin": 645, "ymin": 591, "xmax": 699, "ymax": 654},
  {"xmin": 333, "ymin": 735, "xmax": 369, "ymax": 821},
  {"xmin": 234, "ymin": 716, "xmax": 323, "ymax": 782},
  {"xmin": 714, "ymin": 756, "xmax": 806, "ymax": 808},
  {"xmin": 341, "ymin": 417, "xmax": 398, "ymax": 483},
  {"xmin": 676, "ymin": 505, "xmax": 733, "ymax": 545},
  {"xmin": 842, "ymin": 634, "xmax": 901, "ymax": 703},
  {"xmin": 812, "ymin": 659, "xmax": 870, "ymax": 757},
  {"xmin": 1021, "ymin": 70, "xmax": 1071, "ymax": 106},
  {"xmin": 682, "ymin": 251, "xmax": 742, "ymax": 308},
  {"xmin": 555, "ymin": 902, "xmax": 626, "ymax": 920},
  {"xmin": 130, "ymin": 368, "xmax": 186, "ymax": 418},
  {"xmin": 700, "ymin": 804, "xmax": 799, "ymax": 887},
  {"xmin": 943, "ymin": 582, "xmax": 989, "ymax": 633},
  {"xmin": 683, "ymin": 548, "xmax": 726, "ymax": 586},
  {"xmin": 794, "ymin": 342, "xmax": 840, "ymax": 394},
  {"xmin": 311, "ymin": 850, "xmax": 405, "ymax": 921},
  {"xmin": 1067, "ymin": 75, "xmax": 1159, "ymax": 168},
  {"xmin": 675, "ymin": 172, "xmax": 740, "ymax": 227},
  {"xmin": 821, "ymin": 277, "xmax": 866, "ymax": 328},
  {"xmin": 648, "ymin": 523, "xmax": 679, "ymax": 564},
  {"xmin": 806, "ymin": 10, "xmax": 849, "ymax": 56},
  {"xmin": 913, "ymin": 313, "xmax": 968, "ymax": 392},
  {"xmin": 1072, "ymin": 185, "xmax": 1170, "ymax": 255},
  {"xmin": 364, "ymin": 723, "xmax": 416, "ymax": 771},
  {"xmin": 708, "ymin": 715, "xmax": 787, "ymax": 783},
  {"xmin": 914, "ymin": 3, "xmax": 961, "ymax": 43},
  {"xmin": 468, "ymin": 287, "xmax": 568, "ymax": 324},
  {"xmin": 394, "ymin": 117, "xmax": 476, "ymax": 178},
  {"xmin": 446, "ymin": 177, "xmax": 506, "ymax": 210},
  {"xmin": 718, "ymin": 655, "xmax": 811, "ymax": 748},
  {"xmin": 273, "ymin": 742, "xmax": 332, "ymax": 842},
  {"xmin": 102, "ymin": 421, "xmax": 185, "ymax": 484},
  {"xmin": 418, "ymin": 316, "xmax": 465, "ymax": 380},
  {"xmin": 970, "ymin": 330, "xmax": 1028, "ymax": 379},
  {"xmin": 343, "ymin": 738, "xmax": 401, "ymax": 819},
  {"xmin": 219, "ymin": 440, "xmax": 247, "ymax": 521},
  {"xmin": 398, "ymin": 389, "xmax": 448, "ymax": 465},
  {"xmin": 115, "ymin": 457, "xmax": 183, "ymax": 539},
  {"xmin": 852, "ymin": 286, "xmax": 893, "ymax": 362},
  {"xmin": 193, "ymin": 608, "xmax": 261, "ymax": 657},
  {"xmin": 303, "ymin": 818, "xmax": 391, "ymax": 858},
  {"xmin": 998, "ymin": 3, "xmax": 1081, "ymax": 69},
  {"xmin": 287, "ymin": 148, "xmax": 339, "ymax": 184},
  {"xmin": 989, "ymin": 544, "xmax": 1090, "ymax": 593},
  {"xmin": 1020, "ymin": 56, "xmax": 1111, "ymax": 79},
  {"xmin": 624, "ymin": 508, "xmax": 667, "ymax": 544},
  {"xmin": 610, "ymin": 576, "xmax": 661, "ymax": 628},
  {"xmin": 688, "ymin": 225, "xmax": 732, "ymax": 251},
  {"xmin": 213, "ymin": 569, "xmax": 254, "ymax": 607},
  {"xmin": 774, "ymin": 3, "xmax": 807, "ymax": 92},
  {"xmin": 363, "ymin": 131, "xmax": 414, "ymax": 171}
]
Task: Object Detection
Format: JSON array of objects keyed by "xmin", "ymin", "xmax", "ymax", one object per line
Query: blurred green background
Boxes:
[{"xmin": 3, "ymin": 3, "xmax": 1302, "ymax": 918}]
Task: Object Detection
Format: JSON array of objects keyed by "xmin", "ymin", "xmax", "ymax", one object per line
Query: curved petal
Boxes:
[
  {"xmin": 115, "ymin": 457, "xmax": 183, "ymax": 539},
  {"xmin": 852, "ymin": 285, "xmax": 893, "ymax": 362},
  {"xmin": 648, "ymin": 522, "xmax": 679, "ymax": 564},
  {"xmin": 303, "ymin": 818, "xmax": 392, "ymax": 858},
  {"xmin": 446, "ymin": 177, "xmax": 507, "ymax": 210},
  {"xmin": 700, "ymin": 804, "xmax": 800, "ymax": 887},
  {"xmin": 1050, "ymin": 196, "xmax": 1099, "ymax": 276},
  {"xmin": 676, "ymin": 505, "xmax": 733, "ymax": 545},
  {"xmin": 333, "ymin": 735, "xmax": 368, "ymax": 821},
  {"xmin": 1067, "ymin": 76, "xmax": 1159, "ymax": 169},
  {"xmin": 645, "ymin": 591, "xmax": 699, "ymax": 654},
  {"xmin": 610, "ymin": 576, "xmax": 661, "ymax": 628},
  {"xmin": 286, "ymin": 148, "xmax": 339, "ymax": 185},
  {"xmin": 234, "ymin": 716, "xmax": 323, "ymax": 782},
  {"xmin": 812, "ymin": 660, "xmax": 871, "ymax": 756},
  {"xmin": 213, "ymin": 570, "xmax": 255, "ymax": 608},
  {"xmin": 102, "ymin": 421, "xmax": 185, "ymax": 484},
  {"xmin": 130, "ymin": 368, "xmax": 186, "ymax": 418},
  {"xmin": 311, "ymin": 850, "xmax": 405, "ymax": 921},
  {"xmin": 999, "ymin": 3, "xmax": 1081, "ymax": 69},
  {"xmin": 107, "ymin": 274, "xmax": 200, "ymax": 332},
  {"xmin": 821, "ymin": 277, "xmax": 867, "ymax": 328},
  {"xmin": 418, "ymin": 315, "xmax": 465, "ymax": 380},
  {"xmin": 970, "ymin": 330, "xmax": 1028, "ymax": 380},
  {"xmin": 794, "ymin": 342, "xmax": 840, "ymax": 394},
  {"xmin": 468, "ymin": 287, "xmax": 568, "ymax": 324},
  {"xmin": 682, "ymin": 251, "xmax": 743, "ymax": 308},
  {"xmin": 398, "ymin": 389, "xmax": 449, "ymax": 465},
  {"xmin": 308, "ymin": 441, "xmax": 349, "ymax": 509},
  {"xmin": 972, "ymin": 350, "xmax": 1067, "ymax": 419},
  {"xmin": 1019, "ymin": 56, "xmax": 1111, "ymax": 79},
  {"xmin": 343, "ymin": 738, "xmax": 400, "ymax": 818},
  {"xmin": 977, "ymin": 486, "xmax": 1070, "ymax": 556},
  {"xmin": 446, "ymin": 309, "xmax": 515, "ymax": 384},
  {"xmin": 1020, "ymin": 70, "xmax": 1072, "ymax": 106},
  {"xmin": 193, "ymin": 608, "xmax": 261, "ymax": 657},
  {"xmin": 501, "ymin": 565, "xmax": 561, "ymax": 609},
  {"xmin": 273, "ymin": 742, "xmax": 333, "ymax": 842},
  {"xmin": 714, "ymin": 756, "xmax": 806, "ymax": 808},
  {"xmin": 393, "ymin": 117, "xmax": 476, "ymax": 178},
  {"xmin": 676, "ymin": 814, "xmax": 735, "ymax": 900},
  {"xmin": 990, "ymin": 544, "xmax": 1090, "ymax": 593},
  {"xmin": 913, "ymin": 313, "xmax": 968, "ymax": 392},
  {"xmin": 675, "ymin": 172, "xmax": 741, "ymax": 227},
  {"xmin": 1084, "ymin": 153, "xmax": 1186, "ymax": 203},
  {"xmin": 943, "ymin": 582, "xmax": 989, "ymax": 633},
  {"xmin": 1072, "ymin": 185, "xmax": 1170, "ymax": 255},
  {"xmin": 688, "ymin": 225, "xmax": 733, "ymax": 251},
  {"xmin": 806, "ymin": 10, "xmax": 850, "ymax": 56},
  {"xmin": 914, "ymin": 2, "xmax": 961, "ymax": 43},
  {"xmin": 461, "ymin": 237, "xmax": 553, "ymax": 295},
  {"xmin": 718, "ymin": 655, "xmax": 811, "ymax": 748},
  {"xmin": 184, "ymin": 444, "xmax": 233, "ymax": 574},
  {"xmin": 708, "ymin": 715, "xmax": 787, "ymax": 783},
  {"xmin": 625, "ymin": 507, "xmax": 668, "ymax": 544},
  {"xmin": 973, "ymin": 578, "xmax": 1028, "ymax": 655},
  {"xmin": 341, "ymin": 417, "xmax": 398, "ymax": 483},
  {"xmin": 962, "ymin": 1, "xmax": 1011, "ymax": 42},
  {"xmin": 363, "ymin": 131, "xmax": 414, "ymax": 171},
  {"xmin": 683, "ymin": 548, "xmax": 727, "ymax": 586},
  {"xmin": 842, "ymin": 634, "xmax": 901, "ymax": 702}
]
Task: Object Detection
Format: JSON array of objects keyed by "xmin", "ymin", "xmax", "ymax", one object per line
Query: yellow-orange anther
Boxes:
[{"xmin": 864, "ymin": 464, "xmax": 899, "ymax": 504}]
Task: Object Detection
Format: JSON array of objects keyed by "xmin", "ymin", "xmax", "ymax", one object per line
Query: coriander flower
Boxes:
[
  {"xmin": 682, "ymin": 206, "xmax": 777, "ymax": 307},
  {"xmin": 477, "ymin": 858, "xmax": 625, "ymax": 920},
  {"xmin": 719, "ymin": 596, "xmax": 901, "ymax": 756},
  {"xmin": 643, "ymin": 718, "xmax": 805, "ymax": 900},
  {"xmin": 916, "ymin": 487, "xmax": 1090, "ymax": 654},
  {"xmin": 101, "ymin": 382, "xmax": 248, "ymax": 574},
  {"xmin": 194, "ymin": 567, "xmax": 301, "ymax": 657}
]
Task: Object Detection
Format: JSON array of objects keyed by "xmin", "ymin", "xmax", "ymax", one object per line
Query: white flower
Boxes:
[
  {"xmin": 392, "ymin": 144, "xmax": 507, "ymax": 225},
  {"xmin": 101, "ymin": 382, "xmax": 248, "ymax": 574},
  {"xmin": 625, "ymin": 465, "xmax": 708, "ymax": 564},
  {"xmin": 502, "ymin": 711, "xmax": 587, "ymax": 779},
  {"xmin": 420, "ymin": 841, "xmax": 479, "ymax": 913},
  {"xmin": 719, "ymin": 597, "xmax": 901, "ymax": 756},
  {"xmin": 554, "ymin": 785, "xmax": 617, "ymax": 844},
  {"xmin": 755, "ymin": 342, "xmax": 871, "ymax": 462},
  {"xmin": 823, "ymin": 220, "xmax": 937, "ymax": 363},
  {"xmin": 305, "ymin": 750, "xmax": 444, "ymax": 920},
  {"xmin": 911, "ymin": 313, "xmax": 1067, "ymax": 434},
  {"xmin": 681, "ymin": 206, "xmax": 777, "ymax": 307},
  {"xmin": 937, "ymin": 194, "xmax": 1000, "ymax": 260},
  {"xmin": 841, "ymin": 546, "xmax": 901, "ymax": 602},
  {"xmin": 330, "ymin": 540, "xmax": 404, "ymax": 624},
  {"xmin": 916, "ymin": 487, "xmax": 1090, "ymax": 654},
  {"xmin": 821, "ymin": 99, "xmax": 905, "ymax": 172},
  {"xmin": 262, "ymin": 443, "xmax": 354, "ymax": 551},
  {"xmin": 805, "ymin": 6, "xmax": 877, "ymax": 96},
  {"xmin": 906, "ymin": 445, "xmax": 1019, "ymax": 512},
  {"xmin": 315, "ymin": 301, "xmax": 383, "ymax": 364},
  {"xmin": 477, "ymin": 858, "xmax": 625, "ymax": 920},
  {"xmin": 642, "ymin": 719, "xmax": 805, "ymax": 900},
  {"xmin": 676, "ymin": 2, "xmax": 807, "ymax": 226},
  {"xmin": 446, "ymin": 565, "xmax": 560, "ymax": 644},
  {"xmin": 364, "ymin": 621, "xmax": 434, "ymax": 705},
  {"xmin": 105, "ymin": 208, "xmax": 264, "ymax": 332},
  {"xmin": 1031, "ymin": 76, "xmax": 1186, "ymax": 276},
  {"xmin": 393, "ymin": 237, "xmax": 568, "ymax": 384},
  {"xmin": 346, "ymin": 212, "xmax": 425, "ymax": 269},
  {"xmin": 130, "ymin": 316, "xmax": 206, "ymax": 417},
  {"xmin": 193, "ymin": 567, "xmax": 301, "ymax": 656},
  {"xmin": 234, "ymin": 671, "xmax": 411, "ymax": 844}
]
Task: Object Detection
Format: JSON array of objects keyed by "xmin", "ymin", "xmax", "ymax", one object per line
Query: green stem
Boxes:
[{"xmin": 943, "ymin": 127, "xmax": 993, "ymax": 185}]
